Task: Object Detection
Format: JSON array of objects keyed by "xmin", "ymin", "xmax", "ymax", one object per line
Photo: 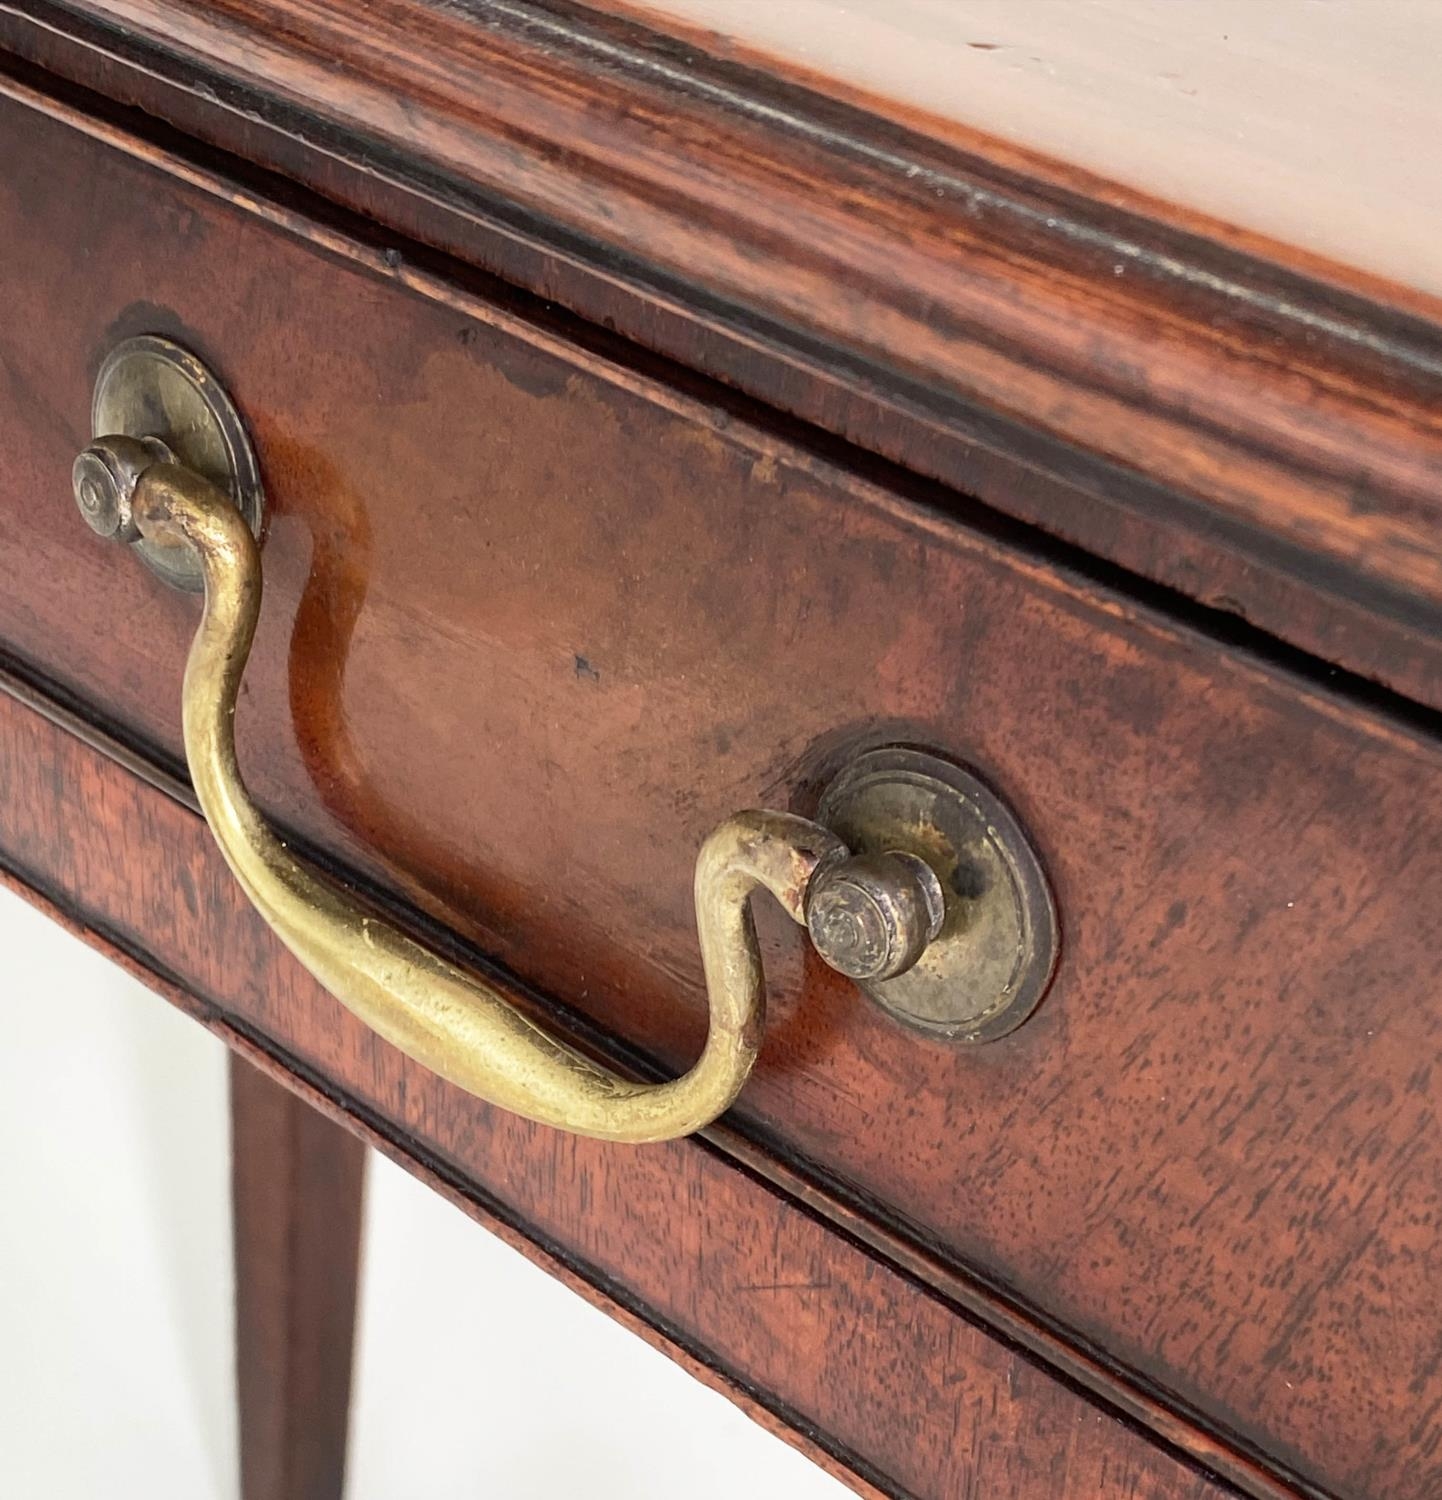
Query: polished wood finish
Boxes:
[
  {"xmin": 0, "ymin": 684, "xmax": 1236, "ymax": 1500},
  {"xmin": 231, "ymin": 1053, "xmax": 365, "ymax": 1500},
  {"xmin": 4, "ymin": 3, "xmax": 1442, "ymax": 714},
  {"xmin": 627, "ymin": 0, "xmax": 1442, "ymax": 299},
  {"xmin": 0, "ymin": 78, "xmax": 1440, "ymax": 1500}
]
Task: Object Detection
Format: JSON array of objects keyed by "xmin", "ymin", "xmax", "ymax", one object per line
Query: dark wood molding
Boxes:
[
  {"xmin": 3, "ymin": 19, "xmax": 1435, "ymax": 1495},
  {"xmin": 3, "ymin": 0, "xmax": 1442, "ymax": 714},
  {"xmin": 0, "ymin": 672, "xmax": 1246, "ymax": 1500},
  {"xmin": 0, "ymin": 644, "xmax": 1286, "ymax": 1500},
  {"xmin": 0, "ymin": 65, "xmax": 1436, "ymax": 1490}
]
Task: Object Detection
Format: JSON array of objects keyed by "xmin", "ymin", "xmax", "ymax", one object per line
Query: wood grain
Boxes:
[
  {"xmin": 2, "ymin": 68, "xmax": 1441, "ymax": 1500},
  {"xmin": 621, "ymin": 0, "xmax": 1442, "ymax": 299},
  {"xmin": 0, "ymin": 685, "xmax": 1237, "ymax": 1500},
  {"xmin": 231, "ymin": 1053, "xmax": 365, "ymax": 1500},
  {"xmin": 3, "ymin": 80, "xmax": 1442, "ymax": 1499},
  {"xmin": 3, "ymin": 2, "xmax": 1442, "ymax": 712}
]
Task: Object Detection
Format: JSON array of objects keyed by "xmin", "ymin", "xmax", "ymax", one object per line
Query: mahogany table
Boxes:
[{"xmin": 2, "ymin": 6, "xmax": 1440, "ymax": 1498}]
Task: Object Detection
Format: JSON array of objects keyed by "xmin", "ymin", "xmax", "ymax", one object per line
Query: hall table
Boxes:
[{"xmin": 2, "ymin": 5, "xmax": 1441, "ymax": 1499}]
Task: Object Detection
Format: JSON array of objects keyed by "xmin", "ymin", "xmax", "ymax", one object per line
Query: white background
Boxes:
[{"xmin": 0, "ymin": 882, "xmax": 851, "ymax": 1499}]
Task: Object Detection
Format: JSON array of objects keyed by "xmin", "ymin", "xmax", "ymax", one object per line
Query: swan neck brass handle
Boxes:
[{"xmin": 72, "ymin": 437, "xmax": 958, "ymax": 1143}]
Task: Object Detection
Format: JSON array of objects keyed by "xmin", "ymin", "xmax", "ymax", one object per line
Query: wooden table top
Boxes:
[{"xmin": 628, "ymin": 0, "xmax": 1442, "ymax": 301}]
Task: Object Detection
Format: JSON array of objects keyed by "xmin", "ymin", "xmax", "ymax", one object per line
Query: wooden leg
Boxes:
[{"xmin": 231, "ymin": 1052, "xmax": 367, "ymax": 1500}]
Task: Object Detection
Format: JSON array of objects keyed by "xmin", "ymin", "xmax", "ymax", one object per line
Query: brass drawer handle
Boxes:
[
  {"xmin": 72, "ymin": 446, "xmax": 948, "ymax": 1140},
  {"xmin": 71, "ymin": 340, "xmax": 1055, "ymax": 1142}
]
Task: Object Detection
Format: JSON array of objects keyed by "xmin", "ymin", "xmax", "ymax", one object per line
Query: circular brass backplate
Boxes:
[
  {"xmin": 92, "ymin": 335, "xmax": 264, "ymax": 590},
  {"xmin": 817, "ymin": 747, "xmax": 1058, "ymax": 1042}
]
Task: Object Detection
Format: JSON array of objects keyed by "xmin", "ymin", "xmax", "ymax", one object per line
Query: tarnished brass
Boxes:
[
  {"xmin": 74, "ymin": 444, "xmax": 861, "ymax": 1141},
  {"xmin": 805, "ymin": 849, "xmax": 945, "ymax": 982},
  {"xmin": 816, "ymin": 747, "xmax": 1059, "ymax": 1042},
  {"xmin": 71, "ymin": 342, "xmax": 1045, "ymax": 1140},
  {"xmin": 89, "ymin": 335, "xmax": 264, "ymax": 590}
]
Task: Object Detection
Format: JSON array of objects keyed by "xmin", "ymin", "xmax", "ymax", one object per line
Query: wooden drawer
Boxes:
[
  {"xmin": 3, "ymin": 82, "xmax": 1441, "ymax": 1500},
  {"xmin": 0, "ymin": 682, "xmax": 1232, "ymax": 1500}
]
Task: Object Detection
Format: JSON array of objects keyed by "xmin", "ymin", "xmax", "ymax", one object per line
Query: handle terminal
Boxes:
[{"xmin": 805, "ymin": 850, "xmax": 945, "ymax": 983}]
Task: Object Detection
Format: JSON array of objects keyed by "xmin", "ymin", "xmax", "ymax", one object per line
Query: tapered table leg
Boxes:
[{"xmin": 231, "ymin": 1052, "xmax": 367, "ymax": 1500}]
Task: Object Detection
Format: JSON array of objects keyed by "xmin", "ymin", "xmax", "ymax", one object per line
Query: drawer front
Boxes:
[{"xmin": 5, "ymin": 87, "xmax": 1442, "ymax": 1500}]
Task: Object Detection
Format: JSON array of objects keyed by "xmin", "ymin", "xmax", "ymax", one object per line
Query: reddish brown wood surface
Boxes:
[
  {"xmin": 0, "ymin": 689, "xmax": 1236, "ymax": 1500},
  {"xmin": 2, "ymin": 77, "xmax": 1441, "ymax": 1500},
  {"xmin": 615, "ymin": 0, "xmax": 1442, "ymax": 297},
  {"xmin": 4, "ymin": 1, "xmax": 1442, "ymax": 710},
  {"xmin": 231, "ymin": 1053, "xmax": 365, "ymax": 1500}
]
